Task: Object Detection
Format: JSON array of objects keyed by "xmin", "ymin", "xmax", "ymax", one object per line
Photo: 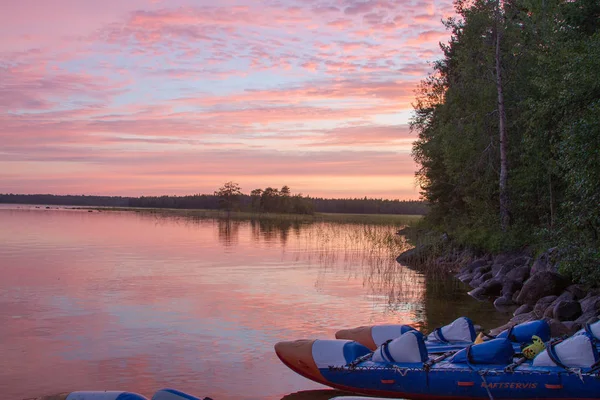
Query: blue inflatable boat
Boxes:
[
  {"xmin": 275, "ymin": 329, "xmax": 600, "ymax": 399},
  {"xmin": 30, "ymin": 388, "xmax": 210, "ymax": 400},
  {"xmin": 335, "ymin": 317, "xmax": 553, "ymax": 353}
]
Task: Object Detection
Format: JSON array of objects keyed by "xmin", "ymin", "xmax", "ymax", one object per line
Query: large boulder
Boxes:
[
  {"xmin": 468, "ymin": 278, "xmax": 503, "ymax": 299},
  {"xmin": 580, "ymin": 295, "xmax": 600, "ymax": 315},
  {"xmin": 492, "ymin": 263, "xmax": 511, "ymax": 277},
  {"xmin": 457, "ymin": 272, "xmax": 474, "ymax": 283},
  {"xmin": 552, "ymin": 300, "xmax": 582, "ymax": 321},
  {"xmin": 494, "ymin": 295, "xmax": 516, "ymax": 313},
  {"xmin": 501, "ymin": 279, "xmax": 523, "ymax": 297},
  {"xmin": 533, "ymin": 295, "xmax": 558, "ymax": 318},
  {"xmin": 468, "ymin": 286, "xmax": 487, "ymax": 300},
  {"xmin": 479, "ymin": 278, "xmax": 503, "ymax": 296},
  {"xmin": 510, "ymin": 311, "xmax": 536, "ymax": 325},
  {"xmin": 530, "ymin": 248, "xmax": 559, "ymax": 275},
  {"xmin": 513, "ymin": 304, "xmax": 532, "ymax": 317},
  {"xmin": 542, "ymin": 291, "xmax": 575, "ymax": 318},
  {"xmin": 566, "ymin": 284, "xmax": 588, "ymax": 300},
  {"xmin": 545, "ymin": 318, "xmax": 571, "ymax": 337},
  {"xmin": 562, "ymin": 321, "xmax": 583, "ymax": 334},
  {"xmin": 575, "ymin": 312, "xmax": 599, "ymax": 325},
  {"xmin": 397, "ymin": 246, "xmax": 429, "ymax": 264},
  {"xmin": 476, "ymin": 264, "xmax": 492, "ymax": 274},
  {"xmin": 462, "ymin": 258, "xmax": 491, "ymax": 274},
  {"xmin": 505, "ymin": 265, "xmax": 531, "ymax": 283},
  {"xmin": 512, "ymin": 289, "xmax": 521, "ymax": 303},
  {"xmin": 470, "ymin": 271, "xmax": 492, "ymax": 288},
  {"xmin": 515, "ymin": 271, "xmax": 569, "ymax": 305},
  {"xmin": 489, "ymin": 322, "xmax": 516, "ymax": 337}
]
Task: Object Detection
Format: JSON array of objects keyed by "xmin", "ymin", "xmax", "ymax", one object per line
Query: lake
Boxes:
[{"xmin": 0, "ymin": 205, "xmax": 507, "ymax": 399}]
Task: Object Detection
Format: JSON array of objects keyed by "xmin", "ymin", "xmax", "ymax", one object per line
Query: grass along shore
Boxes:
[{"xmin": 81, "ymin": 206, "xmax": 422, "ymax": 226}]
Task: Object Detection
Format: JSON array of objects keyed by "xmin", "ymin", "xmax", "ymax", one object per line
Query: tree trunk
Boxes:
[{"xmin": 495, "ymin": 0, "xmax": 510, "ymax": 231}]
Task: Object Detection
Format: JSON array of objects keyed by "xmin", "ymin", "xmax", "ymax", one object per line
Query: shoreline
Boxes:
[
  {"xmin": 3, "ymin": 203, "xmax": 422, "ymax": 226},
  {"xmin": 397, "ymin": 242, "xmax": 600, "ymax": 336}
]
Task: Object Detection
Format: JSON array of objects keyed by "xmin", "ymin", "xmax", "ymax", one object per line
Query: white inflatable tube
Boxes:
[{"xmin": 66, "ymin": 392, "xmax": 148, "ymax": 400}]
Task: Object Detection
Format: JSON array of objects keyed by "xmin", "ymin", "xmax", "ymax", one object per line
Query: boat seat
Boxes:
[
  {"xmin": 451, "ymin": 338, "xmax": 514, "ymax": 365},
  {"xmin": 427, "ymin": 317, "xmax": 476, "ymax": 343},
  {"xmin": 497, "ymin": 320, "xmax": 551, "ymax": 343},
  {"xmin": 533, "ymin": 333, "xmax": 599, "ymax": 368},
  {"xmin": 372, "ymin": 330, "xmax": 428, "ymax": 363}
]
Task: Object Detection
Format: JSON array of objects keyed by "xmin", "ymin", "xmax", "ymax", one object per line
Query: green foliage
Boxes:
[
  {"xmin": 214, "ymin": 181, "xmax": 243, "ymax": 212},
  {"xmin": 250, "ymin": 185, "xmax": 315, "ymax": 214},
  {"xmin": 412, "ymin": 0, "xmax": 600, "ymax": 281},
  {"xmin": 558, "ymin": 246, "xmax": 600, "ymax": 287}
]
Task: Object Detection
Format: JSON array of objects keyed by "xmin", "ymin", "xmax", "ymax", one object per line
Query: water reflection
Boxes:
[
  {"xmin": 217, "ymin": 219, "xmax": 240, "ymax": 247},
  {"xmin": 0, "ymin": 207, "xmax": 507, "ymax": 400}
]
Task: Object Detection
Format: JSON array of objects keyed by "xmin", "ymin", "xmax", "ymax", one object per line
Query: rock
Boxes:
[
  {"xmin": 575, "ymin": 312, "xmax": 599, "ymax": 325},
  {"xmin": 457, "ymin": 272, "xmax": 474, "ymax": 283},
  {"xmin": 492, "ymin": 263, "xmax": 510, "ymax": 277},
  {"xmin": 562, "ymin": 321, "xmax": 582, "ymax": 334},
  {"xmin": 489, "ymin": 322, "xmax": 515, "ymax": 337},
  {"xmin": 470, "ymin": 270, "xmax": 483, "ymax": 282},
  {"xmin": 512, "ymin": 289, "xmax": 521, "ymax": 303},
  {"xmin": 494, "ymin": 252, "xmax": 523, "ymax": 265},
  {"xmin": 566, "ymin": 284, "xmax": 588, "ymax": 300},
  {"xmin": 501, "ymin": 279, "xmax": 523, "ymax": 297},
  {"xmin": 505, "ymin": 265, "xmax": 531, "ymax": 283},
  {"xmin": 580, "ymin": 295, "xmax": 600, "ymax": 315},
  {"xmin": 552, "ymin": 300, "xmax": 582, "ymax": 321},
  {"xmin": 492, "ymin": 264, "xmax": 515, "ymax": 277},
  {"xmin": 533, "ymin": 295, "xmax": 558, "ymax": 318},
  {"xmin": 463, "ymin": 258, "xmax": 491, "ymax": 274},
  {"xmin": 468, "ymin": 278, "xmax": 503, "ymax": 299},
  {"xmin": 510, "ymin": 311, "xmax": 536, "ymax": 325},
  {"xmin": 530, "ymin": 248, "xmax": 559, "ymax": 275},
  {"xmin": 397, "ymin": 246, "xmax": 428, "ymax": 264},
  {"xmin": 545, "ymin": 318, "xmax": 571, "ymax": 337},
  {"xmin": 468, "ymin": 287, "xmax": 487, "ymax": 300},
  {"xmin": 476, "ymin": 264, "xmax": 492, "ymax": 274},
  {"xmin": 494, "ymin": 296, "xmax": 516, "ymax": 313},
  {"xmin": 557, "ymin": 290, "xmax": 576, "ymax": 302},
  {"xmin": 479, "ymin": 278, "xmax": 503, "ymax": 296},
  {"xmin": 515, "ymin": 271, "xmax": 569, "ymax": 305},
  {"xmin": 470, "ymin": 272, "xmax": 492, "ymax": 288},
  {"xmin": 513, "ymin": 304, "xmax": 532, "ymax": 317},
  {"xmin": 542, "ymin": 292, "xmax": 576, "ymax": 318},
  {"xmin": 501, "ymin": 256, "xmax": 532, "ymax": 272}
]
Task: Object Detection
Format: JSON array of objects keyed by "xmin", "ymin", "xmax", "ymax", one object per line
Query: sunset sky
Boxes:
[{"xmin": 1, "ymin": 0, "xmax": 455, "ymax": 199}]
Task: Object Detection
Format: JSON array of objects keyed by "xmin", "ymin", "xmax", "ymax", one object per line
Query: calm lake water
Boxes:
[{"xmin": 0, "ymin": 205, "xmax": 507, "ymax": 400}]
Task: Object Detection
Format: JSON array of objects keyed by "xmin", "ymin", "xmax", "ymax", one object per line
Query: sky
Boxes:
[{"xmin": 0, "ymin": 0, "xmax": 455, "ymax": 199}]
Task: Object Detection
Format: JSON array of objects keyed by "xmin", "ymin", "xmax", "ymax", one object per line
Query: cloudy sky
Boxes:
[{"xmin": 1, "ymin": 0, "xmax": 454, "ymax": 199}]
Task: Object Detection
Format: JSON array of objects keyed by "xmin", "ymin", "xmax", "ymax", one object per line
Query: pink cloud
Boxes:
[{"xmin": 0, "ymin": 0, "xmax": 457, "ymax": 198}]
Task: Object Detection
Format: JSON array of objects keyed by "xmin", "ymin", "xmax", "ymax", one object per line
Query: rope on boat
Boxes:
[
  {"xmin": 504, "ymin": 356, "xmax": 527, "ymax": 373},
  {"xmin": 465, "ymin": 346, "xmax": 495, "ymax": 400},
  {"xmin": 346, "ymin": 350, "xmax": 375, "ymax": 369},
  {"xmin": 478, "ymin": 370, "xmax": 495, "ymax": 400},
  {"xmin": 423, "ymin": 350, "xmax": 458, "ymax": 371}
]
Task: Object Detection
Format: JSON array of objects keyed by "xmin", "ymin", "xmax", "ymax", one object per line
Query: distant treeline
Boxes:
[{"xmin": 0, "ymin": 193, "xmax": 428, "ymax": 215}]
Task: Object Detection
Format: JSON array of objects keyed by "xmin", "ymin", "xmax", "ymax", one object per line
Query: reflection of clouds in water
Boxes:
[
  {"xmin": 144, "ymin": 214, "xmax": 424, "ymax": 321},
  {"xmin": 0, "ymin": 209, "xmax": 431, "ymax": 399}
]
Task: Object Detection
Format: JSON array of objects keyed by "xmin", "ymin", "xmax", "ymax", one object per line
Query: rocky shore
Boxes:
[{"xmin": 398, "ymin": 244, "xmax": 600, "ymax": 337}]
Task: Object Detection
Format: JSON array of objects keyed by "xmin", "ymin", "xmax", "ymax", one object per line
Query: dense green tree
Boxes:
[
  {"xmin": 214, "ymin": 181, "xmax": 243, "ymax": 215},
  {"xmin": 411, "ymin": 0, "xmax": 600, "ymax": 282}
]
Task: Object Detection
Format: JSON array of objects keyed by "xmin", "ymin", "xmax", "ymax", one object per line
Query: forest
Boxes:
[
  {"xmin": 0, "ymin": 191, "xmax": 428, "ymax": 215},
  {"xmin": 412, "ymin": 0, "xmax": 599, "ymax": 283}
]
